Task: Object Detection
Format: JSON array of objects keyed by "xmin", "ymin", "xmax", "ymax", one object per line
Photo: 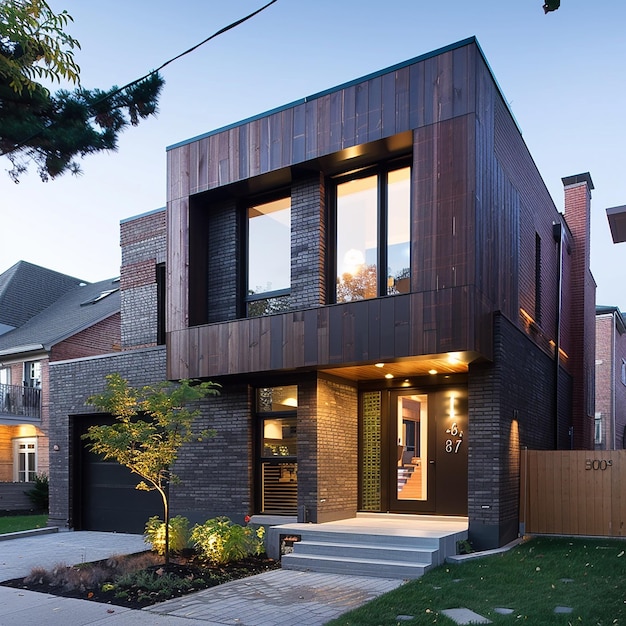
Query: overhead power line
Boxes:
[{"xmin": 102, "ymin": 0, "xmax": 279, "ymax": 104}]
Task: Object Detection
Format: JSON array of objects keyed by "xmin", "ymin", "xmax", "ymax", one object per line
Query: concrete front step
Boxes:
[
  {"xmin": 272, "ymin": 526, "xmax": 444, "ymax": 550},
  {"xmin": 292, "ymin": 539, "xmax": 438, "ymax": 564},
  {"xmin": 267, "ymin": 515, "xmax": 468, "ymax": 579},
  {"xmin": 281, "ymin": 552, "xmax": 431, "ymax": 579}
]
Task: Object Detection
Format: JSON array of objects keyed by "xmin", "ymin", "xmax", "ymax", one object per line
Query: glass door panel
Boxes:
[{"xmin": 396, "ymin": 394, "xmax": 428, "ymax": 501}]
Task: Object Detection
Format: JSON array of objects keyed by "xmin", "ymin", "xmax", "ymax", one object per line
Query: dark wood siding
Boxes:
[
  {"xmin": 167, "ymin": 288, "xmax": 490, "ymax": 380},
  {"xmin": 166, "ymin": 38, "xmax": 569, "ymax": 383}
]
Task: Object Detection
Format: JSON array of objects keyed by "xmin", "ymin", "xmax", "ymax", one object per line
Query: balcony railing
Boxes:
[{"xmin": 0, "ymin": 383, "xmax": 41, "ymax": 420}]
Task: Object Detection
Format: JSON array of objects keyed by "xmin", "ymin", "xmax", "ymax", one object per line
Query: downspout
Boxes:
[
  {"xmin": 612, "ymin": 312, "xmax": 617, "ymax": 450},
  {"xmin": 552, "ymin": 222, "xmax": 563, "ymax": 449}
]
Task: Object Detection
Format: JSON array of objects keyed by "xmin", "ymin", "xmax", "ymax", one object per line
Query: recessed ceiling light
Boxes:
[
  {"xmin": 428, "ymin": 369, "xmax": 438, "ymax": 375},
  {"xmin": 375, "ymin": 363, "xmax": 385, "ymax": 368},
  {"xmin": 385, "ymin": 373, "xmax": 394, "ymax": 379}
]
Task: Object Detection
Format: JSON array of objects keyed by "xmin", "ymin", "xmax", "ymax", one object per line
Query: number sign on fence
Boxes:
[{"xmin": 520, "ymin": 449, "xmax": 626, "ymax": 537}]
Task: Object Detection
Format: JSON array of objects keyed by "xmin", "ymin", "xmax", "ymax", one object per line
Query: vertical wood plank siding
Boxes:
[
  {"xmin": 169, "ymin": 47, "xmax": 475, "ymax": 198},
  {"xmin": 168, "ymin": 287, "xmax": 488, "ymax": 379}
]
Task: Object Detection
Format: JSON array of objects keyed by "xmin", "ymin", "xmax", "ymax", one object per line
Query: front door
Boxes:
[{"xmin": 359, "ymin": 385, "xmax": 468, "ymax": 516}]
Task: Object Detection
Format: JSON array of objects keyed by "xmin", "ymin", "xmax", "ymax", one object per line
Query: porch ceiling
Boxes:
[{"xmin": 320, "ymin": 352, "xmax": 478, "ymax": 382}]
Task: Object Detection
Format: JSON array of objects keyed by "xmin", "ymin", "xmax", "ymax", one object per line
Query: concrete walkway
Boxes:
[{"xmin": 0, "ymin": 530, "xmax": 403, "ymax": 625}]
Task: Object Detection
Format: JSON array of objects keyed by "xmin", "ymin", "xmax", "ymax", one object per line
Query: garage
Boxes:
[{"xmin": 72, "ymin": 414, "xmax": 161, "ymax": 533}]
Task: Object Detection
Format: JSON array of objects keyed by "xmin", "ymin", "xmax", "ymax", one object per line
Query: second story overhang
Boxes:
[{"xmin": 168, "ymin": 287, "xmax": 490, "ymax": 381}]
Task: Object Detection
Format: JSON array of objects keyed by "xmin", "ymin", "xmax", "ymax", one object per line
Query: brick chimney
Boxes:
[{"xmin": 562, "ymin": 173, "xmax": 595, "ymax": 449}]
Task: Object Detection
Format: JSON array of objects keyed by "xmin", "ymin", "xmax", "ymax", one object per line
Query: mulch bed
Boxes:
[{"xmin": 1, "ymin": 551, "xmax": 280, "ymax": 610}]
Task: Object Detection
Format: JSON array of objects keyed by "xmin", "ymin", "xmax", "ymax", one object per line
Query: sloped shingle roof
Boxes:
[
  {"xmin": 0, "ymin": 277, "xmax": 120, "ymax": 355},
  {"xmin": 0, "ymin": 261, "xmax": 85, "ymax": 332}
]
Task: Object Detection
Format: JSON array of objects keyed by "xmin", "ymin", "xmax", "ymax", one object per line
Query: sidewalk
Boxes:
[{"xmin": 0, "ymin": 530, "xmax": 403, "ymax": 625}]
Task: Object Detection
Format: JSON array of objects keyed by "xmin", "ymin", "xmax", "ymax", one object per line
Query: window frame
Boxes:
[
  {"xmin": 329, "ymin": 157, "xmax": 412, "ymax": 304},
  {"xmin": 13, "ymin": 437, "xmax": 37, "ymax": 482},
  {"xmin": 243, "ymin": 191, "xmax": 292, "ymax": 318},
  {"xmin": 255, "ymin": 385, "xmax": 298, "ymax": 515}
]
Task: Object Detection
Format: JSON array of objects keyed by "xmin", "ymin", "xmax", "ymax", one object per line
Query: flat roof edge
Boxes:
[
  {"xmin": 166, "ymin": 36, "xmax": 480, "ymax": 152},
  {"xmin": 120, "ymin": 207, "xmax": 166, "ymax": 225}
]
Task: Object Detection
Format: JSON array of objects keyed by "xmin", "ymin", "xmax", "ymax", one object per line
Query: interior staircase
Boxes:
[{"xmin": 269, "ymin": 513, "xmax": 468, "ymax": 579}]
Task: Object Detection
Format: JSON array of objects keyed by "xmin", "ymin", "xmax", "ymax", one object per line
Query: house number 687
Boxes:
[{"xmin": 445, "ymin": 422, "xmax": 463, "ymax": 454}]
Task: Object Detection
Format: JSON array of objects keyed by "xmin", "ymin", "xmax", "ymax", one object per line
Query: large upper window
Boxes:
[
  {"xmin": 246, "ymin": 196, "xmax": 291, "ymax": 316},
  {"xmin": 335, "ymin": 164, "xmax": 411, "ymax": 303}
]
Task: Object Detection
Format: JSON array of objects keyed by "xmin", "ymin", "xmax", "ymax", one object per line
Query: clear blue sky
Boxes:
[{"xmin": 2, "ymin": 0, "xmax": 625, "ymax": 309}]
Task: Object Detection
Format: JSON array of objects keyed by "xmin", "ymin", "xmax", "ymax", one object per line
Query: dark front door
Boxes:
[
  {"xmin": 389, "ymin": 388, "xmax": 468, "ymax": 515},
  {"xmin": 360, "ymin": 385, "xmax": 468, "ymax": 516}
]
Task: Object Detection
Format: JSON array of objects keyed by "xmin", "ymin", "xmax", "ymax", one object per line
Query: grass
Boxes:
[
  {"xmin": 0, "ymin": 514, "xmax": 48, "ymax": 534},
  {"xmin": 327, "ymin": 536, "xmax": 626, "ymax": 625}
]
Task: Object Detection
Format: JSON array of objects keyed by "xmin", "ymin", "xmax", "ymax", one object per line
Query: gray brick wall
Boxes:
[
  {"xmin": 172, "ymin": 383, "xmax": 253, "ymax": 525},
  {"xmin": 121, "ymin": 285, "xmax": 157, "ymax": 348},
  {"xmin": 316, "ymin": 376, "xmax": 358, "ymax": 522},
  {"xmin": 48, "ymin": 347, "xmax": 167, "ymax": 527},
  {"xmin": 296, "ymin": 375, "xmax": 358, "ymax": 523},
  {"xmin": 291, "ymin": 174, "xmax": 326, "ymax": 309},
  {"xmin": 208, "ymin": 199, "xmax": 239, "ymax": 322},
  {"xmin": 467, "ymin": 312, "xmax": 572, "ymax": 550}
]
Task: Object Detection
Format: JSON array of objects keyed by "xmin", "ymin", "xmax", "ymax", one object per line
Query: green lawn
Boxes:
[
  {"xmin": 327, "ymin": 536, "xmax": 626, "ymax": 625},
  {"xmin": 0, "ymin": 514, "xmax": 48, "ymax": 534}
]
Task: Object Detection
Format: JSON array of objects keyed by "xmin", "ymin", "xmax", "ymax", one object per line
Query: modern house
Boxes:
[
  {"xmin": 595, "ymin": 305, "xmax": 626, "ymax": 450},
  {"xmin": 49, "ymin": 37, "xmax": 595, "ymax": 553},
  {"xmin": 0, "ymin": 261, "xmax": 120, "ymax": 508}
]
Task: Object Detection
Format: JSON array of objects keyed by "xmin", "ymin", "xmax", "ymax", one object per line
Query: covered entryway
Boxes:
[
  {"xmin": 361, "ymin": 385, "xmax": 468, "ymax": 516},
  {"xmin": 71, "ymin": 415, "xmax": 161, "ymax": 533}
]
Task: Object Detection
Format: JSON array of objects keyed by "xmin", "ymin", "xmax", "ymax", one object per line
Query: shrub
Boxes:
[
  {"xmin": 190, "ymin": 516, "xmax": 265, "ymax": 565},
  {"xmin": 144, "ymin": 515, "xmax": 191, "ymax": 556},
  {"xmin": 24, "ymin": 473, "xmax": 49, "ymax": 512}
]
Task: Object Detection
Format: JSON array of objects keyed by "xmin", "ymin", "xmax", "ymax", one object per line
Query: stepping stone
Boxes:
[
  {"xmin": 441, "ymin": 608, "xmax": 492, "ymax": 624},
  {"xmin": 494, "ymin": 607, "xmax": 514, "ymax": 615},
  {"xmin": 395, "ymin": 616, "xmax": 414, "ymax": 622},
  {"xmin": 554, "ymin": 606, "xmax": 573, "ymax": 614},
  {"xmin": 559, "ymin": 578, "xmax": 574, "ymax": 583}
]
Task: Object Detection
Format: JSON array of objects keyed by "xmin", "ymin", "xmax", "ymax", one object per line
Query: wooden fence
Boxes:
[{"xmin": 520, "ymin": 449, "xmax": 626, "ymax": 538}]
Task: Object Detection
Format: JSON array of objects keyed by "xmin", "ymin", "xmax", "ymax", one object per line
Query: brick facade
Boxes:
[
  {"xmin": 120, "ymin": 208, "xmax": 166, "ymax": 349},
  {"xmin": 595, "ymin": 310, "xmax": 626, "ymax": 450},
  {"xmin": 48, "ymin": 347, "xmax": 167, "ymax": 527},
  {"xmin": 468, "ymin": 313, "xmax": 572, "ymax": 548},
  {"xmin": 563, "ymin": 177, "xmax": 595, "ymax": 449},
  {"xmin": 206, "ymin": 199, "xmax": 238, "ymax": 323},
  {"xmin": 49, "ymin": 314, "xmax": 121, "ymax": 361},
  {"xmin": 291, "ymin": 174, "xmax": 327, "ymax": 310}
]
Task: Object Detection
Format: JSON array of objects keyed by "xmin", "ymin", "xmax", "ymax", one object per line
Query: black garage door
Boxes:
[{"xmin": 72, "ymin": 414, "xmax": 162, "ymax": 533}]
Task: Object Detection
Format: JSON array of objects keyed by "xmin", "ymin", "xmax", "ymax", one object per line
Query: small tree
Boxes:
[{"xmin": 83, "ymin": 373, "xmax": 220, "ymax": 564}]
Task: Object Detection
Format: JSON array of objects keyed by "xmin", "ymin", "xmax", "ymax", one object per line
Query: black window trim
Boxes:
[{"xmin": 328, "ymin": 156, "xmax": 412, "ymax": 304}]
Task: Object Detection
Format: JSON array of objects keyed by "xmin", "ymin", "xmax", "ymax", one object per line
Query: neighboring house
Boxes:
[
  {"xmin": 595, "ymin": 306, "xmax": 626, "ymax": 450},
  {"xmin": 49, "ymin": 37, "xmax": 595, "ymax": 551},
  {"xmin": 0, "ymin": 261, "xmax": 120, "ymax": 491}
]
